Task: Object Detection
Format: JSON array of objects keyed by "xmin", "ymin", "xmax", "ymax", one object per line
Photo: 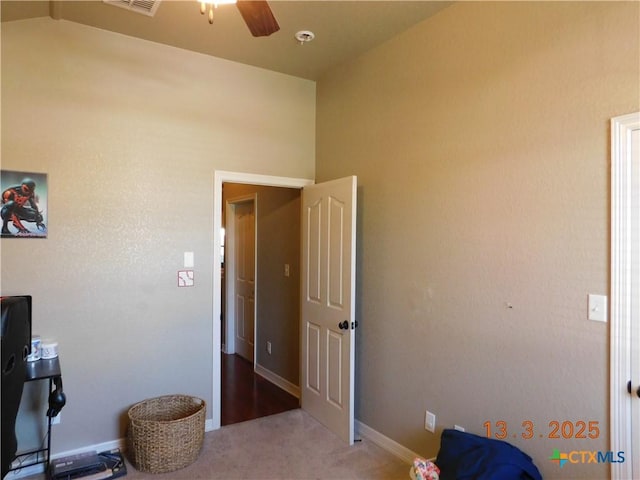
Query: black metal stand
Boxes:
[{"xmin": 8, "ymin": 358, "xmax": 62, "ymax": 478}]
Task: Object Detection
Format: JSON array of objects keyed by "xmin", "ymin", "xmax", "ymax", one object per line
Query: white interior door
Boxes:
[
  {"xmin": 301, "ymin": 176, "xmax": 357, "ymax": 445},
  {"xmin": 233, "ymin": 199, "xmax": 256, "ymax": 362},
  {"xmin": 630, "ymin": 116, "xmax": 639, "ymax": 477},
  {"xmin": 610, "ymin": 112, "xmax": 639, "ymax": 480}
]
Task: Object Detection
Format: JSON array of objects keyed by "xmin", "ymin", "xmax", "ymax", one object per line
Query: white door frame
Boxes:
[
  {"xmin": 224, "ymin": 194, "xmax": 257, "ymax": 360},
  {"xmin": 610, "ymin": 111, "xmax": 639, "ymax": 480},
  {"xmin": 212, "ymin": 171, "xmax": 314, "ymax": 429}
]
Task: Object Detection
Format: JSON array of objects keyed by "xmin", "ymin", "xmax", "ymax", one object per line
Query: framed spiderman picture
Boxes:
[{"xmin": 1, "ymin": 170, "xmax": 48, "ymax": 238}]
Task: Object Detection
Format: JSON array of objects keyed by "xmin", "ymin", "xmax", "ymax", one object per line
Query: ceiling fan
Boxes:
[
  {"xmin": 104, "ymin": 0, "xmax": 279, "ymax": 37},
  {"xmin": 201, "ymin": 0, "xmax": 280, "ymax": 37}
]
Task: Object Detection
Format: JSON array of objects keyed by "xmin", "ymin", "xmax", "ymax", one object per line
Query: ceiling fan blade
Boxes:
[{"xmin": 236, "ymin": 1, "xmax": 280, "ymax": 37}]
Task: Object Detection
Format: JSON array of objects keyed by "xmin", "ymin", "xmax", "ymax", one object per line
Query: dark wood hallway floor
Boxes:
[{"xmin": 221, "ymin": 353, "xmax": 300, "ymax": 426}]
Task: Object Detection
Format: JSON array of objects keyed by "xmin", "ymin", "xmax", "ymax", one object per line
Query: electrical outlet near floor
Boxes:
[
  {"xmin": 454, "ymin": 424, "xmax": 465, "ymax": 432},
  {"xmin": 425, "ymin": 411, "xmax": 436, "ymax": 433},
  {"xmin": 266, "ymin": 341, "xmax": 272, "ymax": 355}
]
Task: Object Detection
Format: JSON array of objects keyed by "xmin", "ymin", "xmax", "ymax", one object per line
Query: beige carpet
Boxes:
[
  {"xmin": 125, "ymin": 409, "xmax": 409, "ymax": 479},
  {"xmin": 29, "ymin": 409, "xmax": 410, "ymax": 480}
]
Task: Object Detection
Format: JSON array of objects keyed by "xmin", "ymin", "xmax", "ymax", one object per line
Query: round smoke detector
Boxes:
[{"xmin": 295, "ymin": 30, "xmax": 315, "ymax": 44}]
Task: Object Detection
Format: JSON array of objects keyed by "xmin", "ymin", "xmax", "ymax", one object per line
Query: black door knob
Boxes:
[
  {"xmin": 338, "ymin": 321, "xmax": 349, "ymax": 330},
  {"xmin": 627, "ymin": 381, "xmax": 640, "ymax": 398}
]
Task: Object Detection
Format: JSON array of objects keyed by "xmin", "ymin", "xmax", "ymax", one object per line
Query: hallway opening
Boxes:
[{"xmin": 221, "ymin": 352, "xmax": 299, "ymax": 425}]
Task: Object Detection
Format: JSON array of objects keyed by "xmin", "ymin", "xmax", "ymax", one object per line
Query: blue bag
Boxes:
[{"xmin": 435, "ymin": 429, "xmax": 543, "ymax": 480}]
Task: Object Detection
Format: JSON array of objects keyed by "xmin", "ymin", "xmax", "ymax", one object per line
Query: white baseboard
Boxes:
[
  {"xmin": 254, "ymin": 363, "xmax": 300, "ymax": 398},
  {"xmin": 8, "ymin": 438, "xmax": 125, "ymax": 479},
  {"xmin": 205, "ymin": 418, "xmax": 216, "ymax": 432},
  {"xmin": 356, "ymin": 420, "xmax": 426, "ymax": 465}
]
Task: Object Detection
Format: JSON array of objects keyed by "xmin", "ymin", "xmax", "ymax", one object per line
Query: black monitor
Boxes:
[
  {"xmin": 1, "ymin": 295, "xmax": 33, "ymax": 478},
  {"xmin": 1, "ymin": 295, "xmax": 32, "ymax": 351}
]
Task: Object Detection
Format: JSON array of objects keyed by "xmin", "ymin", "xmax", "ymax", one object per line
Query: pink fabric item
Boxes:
[{"xmin": 410, "ymin": 457, "xmax": 440, "ymax": 480}]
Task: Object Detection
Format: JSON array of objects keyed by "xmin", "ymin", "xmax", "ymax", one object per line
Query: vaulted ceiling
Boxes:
[{"xmin": 1, "ymin": 0, "xmax": 451, "ymax": 80}]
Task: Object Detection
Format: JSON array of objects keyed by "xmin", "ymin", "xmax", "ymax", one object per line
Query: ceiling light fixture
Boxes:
[
  {"xmin": 200, "ymin": 0, "xmax": 236, "ymax": 24},
  {"xmin": 295, "ymin": 30, "xmax": 315, "ymax": 45}
]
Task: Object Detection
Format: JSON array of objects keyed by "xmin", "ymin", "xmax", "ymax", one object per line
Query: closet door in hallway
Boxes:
[{"xmin": 233, "ymin": 199, "xmax": 255, "ymax": 362}]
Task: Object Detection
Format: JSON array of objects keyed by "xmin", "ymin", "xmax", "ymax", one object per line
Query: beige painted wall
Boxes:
[
  {"xmin": 316, "ymin": 2, "xmax": 639, "ymax": 478},
  {"xmin": 222, "ymin": 183, "xmax": 301, "ymax": 385},
  {"xmin": 1, "ymin": 18, "xmax": 314, "ymax": 452}
]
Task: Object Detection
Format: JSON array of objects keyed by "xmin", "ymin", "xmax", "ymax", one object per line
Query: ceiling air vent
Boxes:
[{"xmin": 103, "ymin": 0, "xmax": 161, "ymax": 17}]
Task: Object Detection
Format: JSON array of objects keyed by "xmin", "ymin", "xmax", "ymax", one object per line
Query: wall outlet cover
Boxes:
[{"xmin": 425, "ymin": 411, "xmax": 436, "ymax": 433}]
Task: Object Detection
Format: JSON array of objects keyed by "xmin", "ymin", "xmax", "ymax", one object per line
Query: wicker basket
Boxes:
[{"xmin": 127, "ymin": 394, "xmax": 206, "ymax": 474}]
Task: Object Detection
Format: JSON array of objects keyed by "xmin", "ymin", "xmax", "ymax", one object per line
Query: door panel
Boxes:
[
  {"xmin": 328, "ymin": 196, "xmax": 345, "ymax": 308},
  {"xmin": 327, "ymin": 331, "xmax": 343, "ymax": 408},
  {"xmin": 301, "ymin": 176, "xmax": 356, "ymax": 445},
  {"xmin": 307, "ymin": 323, "xmax": 321, "ymax": 394},
  {"xmin": 307, "ymin": 199, "xmax": 322, "ymax": 303}
]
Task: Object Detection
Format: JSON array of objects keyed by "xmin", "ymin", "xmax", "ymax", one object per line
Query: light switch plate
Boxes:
[
  {"xmin": 588, "ymin": 294, "xmax": 607, "ymax": 322},
  {"xmin": 184, "ymin": 251, "xmax": 194, "ymax": 268}
]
